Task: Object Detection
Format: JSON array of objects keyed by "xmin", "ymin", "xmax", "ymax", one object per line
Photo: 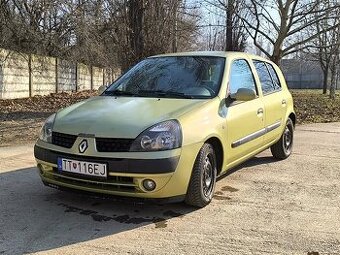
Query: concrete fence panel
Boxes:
[
  {"xmin": 57, "ymin": 60, "xmax": 77, "ymax": 92},
  {"xmin": 0, "ymin": 47, "xmax": 120, "ymax": 99},
  {"xmin": 77, "ymin": 64, "xmax": 91, "ymax": 91},
  {"xmin": 103, "ymin": 68, "xmax": 121, "ymax": 87},
  {"xmin": 93, "ymin": 67, "xmax": 104, "ymax": 89},
  {"xmin": 103, "ymin": 68, "xmax": 112, "ymax": 86},
  {"xmin": 0, "ymin": 50, "xmax": 30, "ymax": 99},
  {"xmin": 31, "ymin": 55, "xmax": 56, "ymax": 96}
]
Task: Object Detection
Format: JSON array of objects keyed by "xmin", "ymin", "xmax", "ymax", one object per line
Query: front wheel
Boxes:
[
  {"xmin": 185, "ymin": 143, "xmax": 217, "ymax": 207},
  {"xmin": 270, "ymin": 118, "xmax": 294, "ymax": 159}
]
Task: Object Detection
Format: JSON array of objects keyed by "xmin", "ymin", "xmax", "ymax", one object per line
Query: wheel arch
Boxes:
[
  {"xmin": 288, "ymin": 112, "xmax": 296, "ymax": 127},
  {"xmin": 205, "ymin": 137, "xmax": 224, "ymax": 176}
]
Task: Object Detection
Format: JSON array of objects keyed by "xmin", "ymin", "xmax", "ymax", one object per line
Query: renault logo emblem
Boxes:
[{"xmin": 79, "ymin": 139, "xmax": 88, "ymax": 153}]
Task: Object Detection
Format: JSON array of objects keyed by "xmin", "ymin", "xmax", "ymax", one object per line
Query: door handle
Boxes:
[{"xmin": 257, "ymin": 108, "xmax": 264, "ymax": 115}]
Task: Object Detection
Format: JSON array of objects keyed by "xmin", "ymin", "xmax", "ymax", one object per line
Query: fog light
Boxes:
[{"xmin": 142, "ymin": 179, "xmax": 156, "ymax": 191}]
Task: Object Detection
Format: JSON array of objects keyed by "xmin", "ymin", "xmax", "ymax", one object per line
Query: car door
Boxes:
[
  {"xmin": 252, "ymin": 60, "xmax": 287, "ymax": 145},
  {"xmin": 226, "ymin": 59, "xmax": 265, "ymax": 165}
]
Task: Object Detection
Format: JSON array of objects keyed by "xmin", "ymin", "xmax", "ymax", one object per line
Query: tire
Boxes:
[
  {"xmin": 270, "ymin": 118, "xmax": 294, "ymax": 159},
  {"xmin": 185, "ymin": 143, "xmax": 217, "ymax": 207}
]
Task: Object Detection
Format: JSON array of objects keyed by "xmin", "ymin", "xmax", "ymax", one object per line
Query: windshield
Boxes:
[{"xmin": 104, "ymin": 56, "xmax": 226, "ymax": 99}]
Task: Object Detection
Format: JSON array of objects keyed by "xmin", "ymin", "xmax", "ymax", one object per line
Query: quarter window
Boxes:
[
  {"xmin": 266, "ymin": 63, "xmax": 281, "ymax": 90},
  {"xmin": 253, "ymin": 60, "xmax": 281, "ymax": 94},
  {"xmin": 229, "ymin": 59, "xmax": 257, "ymax": 95}
]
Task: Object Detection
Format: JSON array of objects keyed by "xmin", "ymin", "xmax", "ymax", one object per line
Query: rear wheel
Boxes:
[
  {"xmin": 270, "ymin": 118, "xmax": 294, "ymax": 159},
  {"xmin": 185, "ymin": 143, "xmax": 217, "ymax": 207}
]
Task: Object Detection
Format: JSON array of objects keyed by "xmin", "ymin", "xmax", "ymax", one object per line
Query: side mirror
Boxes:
[
  {"xmin": 230, "ymin": 88, "xmax": 256, "ymax": 101},
  {"xmin": 98, "ymin": 85, "xmax": 108, "ymax": 95}
]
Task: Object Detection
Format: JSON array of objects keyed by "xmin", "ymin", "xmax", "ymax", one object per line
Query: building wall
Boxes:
[{"xmin": 281, "ymin": 59, "xmax": 325, "ymax": 89}]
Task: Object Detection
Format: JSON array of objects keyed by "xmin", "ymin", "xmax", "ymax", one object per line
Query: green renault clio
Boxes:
[{"xmin": 34, "ymin": 51, "xmax": 295, "ymax": 207}]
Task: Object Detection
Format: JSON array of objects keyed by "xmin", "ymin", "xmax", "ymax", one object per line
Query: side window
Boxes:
[
  {"xmin": 253, "ymin": 60, "xmax": 274, "ymax": 94},
  {"xmin": 229, "ymin": 59, "xmax": 257, "ymax": 95},
  {"xmin": 266, "ymin": 63, "xmax": 281, "ymax": 90}
]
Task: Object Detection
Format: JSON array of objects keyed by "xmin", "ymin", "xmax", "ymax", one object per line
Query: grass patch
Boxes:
[{"xmin": 291, "ymin": 89, "xmax": 340, "ymax": 124}]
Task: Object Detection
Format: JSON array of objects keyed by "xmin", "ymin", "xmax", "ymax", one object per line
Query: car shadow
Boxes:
[
  {"xmin": 0, "ymin": 167, "xmax": 197, "ymax": 254},
  {"xmin": 218, "ymin": 155, "xmax": 277, "ymax": 180}
]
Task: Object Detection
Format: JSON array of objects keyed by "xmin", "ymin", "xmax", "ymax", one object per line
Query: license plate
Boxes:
[{"xmin": 57, "ymin": 158, "xmax": 107, "ymax": 178}]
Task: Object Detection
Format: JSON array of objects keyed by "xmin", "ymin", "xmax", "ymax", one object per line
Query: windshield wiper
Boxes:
[
  {"xmin": 103, "ymin": 90, "xmax": 137, "ymax": 97},
  {"xmin": 138, "ymin": 90, "xmax": 193, "ymax": 99}
]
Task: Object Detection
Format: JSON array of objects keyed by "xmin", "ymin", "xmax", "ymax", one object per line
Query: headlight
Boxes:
[
  {"xmin": 130, "ymin": 120, "xmax": 182, "ymax": 151},
  {"xmin": 39, "ymin": 113, "xmax": 56, "ymax": 143}
]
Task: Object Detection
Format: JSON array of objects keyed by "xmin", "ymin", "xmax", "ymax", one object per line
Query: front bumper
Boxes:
[{"xmin": 34, "ymin": 139, "xmax": 203, "ymax": 199}]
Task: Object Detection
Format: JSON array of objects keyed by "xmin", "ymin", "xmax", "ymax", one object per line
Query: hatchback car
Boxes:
[{"xmin": 34, "ymin": 52, "xmax": 295, "ymax": 207}]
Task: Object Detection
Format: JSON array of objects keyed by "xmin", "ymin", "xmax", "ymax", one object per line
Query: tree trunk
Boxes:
[
  {"xmin": 172, "ymin": 1, "xmax": 178, "ymax": 53},
  {"xmin": 322, "ymin": 69, "xmax": 328, "ymax": 94},
  {"xmin": 129, "ymin": 0, "xmax": 144, "ymax": 65},
  {"xmin": 270, "ymin": 49, "xmax": 282, "ymax": 66},
  {"xmin": 330, "ymin": 71, "xmax": 336, "ymax": 99},
  {"xmin": 28, "ymin": 54, "xmax": 32, "ymax": 97},
  {"xmin": 329, "ymin": 54, "xmax": 339, "ymax": 99},
  {"xmin": 225, "ymin": 0, "xmax": 233, "ymax": 51},
  {"xmin": 336, "ymin": 68, "xmax": 340, "ymax": 90}
]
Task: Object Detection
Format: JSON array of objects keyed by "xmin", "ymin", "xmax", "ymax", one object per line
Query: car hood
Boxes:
[{"xmin": 53, "ymin": 96, "xmax": 208, "ymax": 138}]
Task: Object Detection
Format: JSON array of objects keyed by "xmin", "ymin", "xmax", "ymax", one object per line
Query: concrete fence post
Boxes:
[{"xmin": 102, "ymin": 68, "xmax": 105, "ymax": 86}]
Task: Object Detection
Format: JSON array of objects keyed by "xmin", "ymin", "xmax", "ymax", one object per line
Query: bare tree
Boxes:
[
  {"xmin": 201, "ymin": 0, "xmax": 247, "ymax": 51},
  {"xmin": 111, "ymin": 0, "xmax": 198, "ymax": 70},
  {"xmin": 241, "ymin": 0, "xmax": 340, "ymax": 65},
  {"xmin": 0, "ymin": 0, "xmax": 199, "ymax": 70},
  {"xmin": 305, "ymin": 0, "xmax": 340, "ymax": 95}
]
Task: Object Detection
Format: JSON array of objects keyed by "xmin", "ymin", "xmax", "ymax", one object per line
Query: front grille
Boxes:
[
  {"xmin": 52, "ymin": 132, "xmax": 77, "ymax": 148},
  {"xmin": 50, "ymin": 168, "xmax": 137, "ymax": 192},
  {"xmin": 56, "ymin": 177, "xmax": 136, "ymax": 192},
  {"xmin": 96, "ymin": 138, "xmax": 134, "ymax": 152}
]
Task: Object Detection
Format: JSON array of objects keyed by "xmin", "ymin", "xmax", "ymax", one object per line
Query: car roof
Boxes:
[{"xmin": 149, "ymin": 51, "xmax": 270, "ymax": 63}]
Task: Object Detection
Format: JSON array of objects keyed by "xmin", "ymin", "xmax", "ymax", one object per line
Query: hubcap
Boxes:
[
  {"xmin": 202, "ymin": 154, "xmax": 215, "ymax": 198},
  {"xmin": 283, "ymin": 126, "xmax": 292, "ymax": 153}
]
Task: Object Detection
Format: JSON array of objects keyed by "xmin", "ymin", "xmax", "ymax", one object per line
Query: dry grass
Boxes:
[
  {"xmin": 0, "ymin": 89, "xmax": 339, "ymax": 145},
  {"xmin": 291, "ymin": 89, "xmax": 340, "ymax": 124}
]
